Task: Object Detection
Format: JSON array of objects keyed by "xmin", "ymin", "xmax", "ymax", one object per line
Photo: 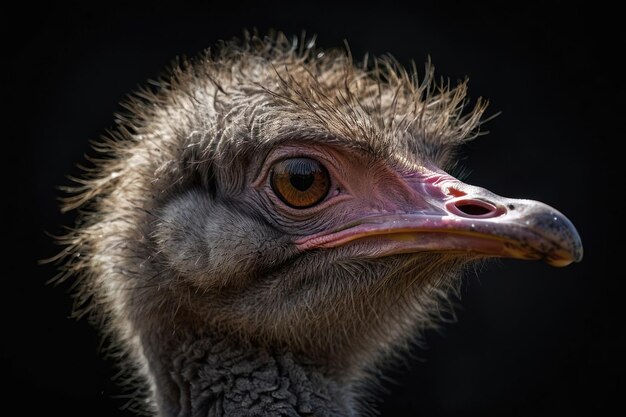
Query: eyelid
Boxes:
[{"xmin": 252, "ymin": 147, "xmax": 343, "ymax": 189}]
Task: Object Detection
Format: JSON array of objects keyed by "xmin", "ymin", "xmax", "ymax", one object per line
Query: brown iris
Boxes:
[{"xmin": 270, "ymin": 158, "xmax": 330, "ymax": 208}]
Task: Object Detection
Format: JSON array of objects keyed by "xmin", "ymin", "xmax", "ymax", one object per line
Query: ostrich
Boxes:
[{"xmin": 55, "ymin": 34, "xmax": 582, "ymax": 416}]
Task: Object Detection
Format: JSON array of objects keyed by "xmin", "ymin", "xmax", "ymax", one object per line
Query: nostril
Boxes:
[
  {"xmin": 456, "ymin": 202, "xmax": 491, "ymax": 216},
  {"xmin": 452, "ymin": 199, "xmax": 500, "ymax": 217}
]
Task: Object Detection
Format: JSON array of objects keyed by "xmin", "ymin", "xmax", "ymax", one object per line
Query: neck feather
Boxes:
[{"xmin": 145, "ymin": 334, "xmax": 358, "ymax": 417}]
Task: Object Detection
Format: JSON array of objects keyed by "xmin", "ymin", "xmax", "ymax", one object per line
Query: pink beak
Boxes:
[{"xmin": 296, "ymin": 169, "xmax": 582, "ymax": 267}]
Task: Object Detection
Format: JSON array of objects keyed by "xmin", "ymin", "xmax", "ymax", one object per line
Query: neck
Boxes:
[{"xmin": 144, "ymin": 333, "xmax": 358, "ymax": 417}]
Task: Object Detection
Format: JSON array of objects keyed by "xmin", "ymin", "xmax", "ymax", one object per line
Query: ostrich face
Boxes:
[
  {"xmin": 154, "ymin": 138, "xmax": 581, "ymax": 363},
  {"xmin": 62, "ymin": 36, "xmax": 581, "ymax": 372},
  {"xmin": 151, "ymin": 107, "xmax": 581, "ymax": 367}
]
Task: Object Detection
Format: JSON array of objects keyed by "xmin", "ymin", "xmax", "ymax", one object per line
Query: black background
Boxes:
[{"xmin": 4, "ymin": 2, "xmax": 621, "ymax": 416}]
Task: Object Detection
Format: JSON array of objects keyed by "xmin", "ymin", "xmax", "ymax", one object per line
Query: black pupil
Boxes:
[
  {"xmin": 290, "ymin": 173, "xmax": 314, "ymax": 191},
  {"xmin": 287, "ymin": 159, "xmax": 318, "ymax": 191}
]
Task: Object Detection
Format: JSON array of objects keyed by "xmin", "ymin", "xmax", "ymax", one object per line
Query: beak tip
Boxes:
[
  {"xmin": 546, "ymin": 243, "xmax": 583, "ymax": 267},
  {"xmin": 531, "ymin": 209, "xmax": 583, "ymax": 268}
]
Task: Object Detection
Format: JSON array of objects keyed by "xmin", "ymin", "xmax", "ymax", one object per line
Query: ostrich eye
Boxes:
[{"xmin": 270, "ymin": 158, "xmax": 330, "ymax": 208}]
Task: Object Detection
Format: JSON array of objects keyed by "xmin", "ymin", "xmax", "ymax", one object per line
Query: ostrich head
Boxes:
[{"xmin": 57, "ymin": 34, "xmax": 582, "ymax": 416}]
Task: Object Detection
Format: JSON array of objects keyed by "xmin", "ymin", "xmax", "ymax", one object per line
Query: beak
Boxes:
[{"xmin": 296, "ymin": 169, "xmax": 583, "ymax": 267}]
